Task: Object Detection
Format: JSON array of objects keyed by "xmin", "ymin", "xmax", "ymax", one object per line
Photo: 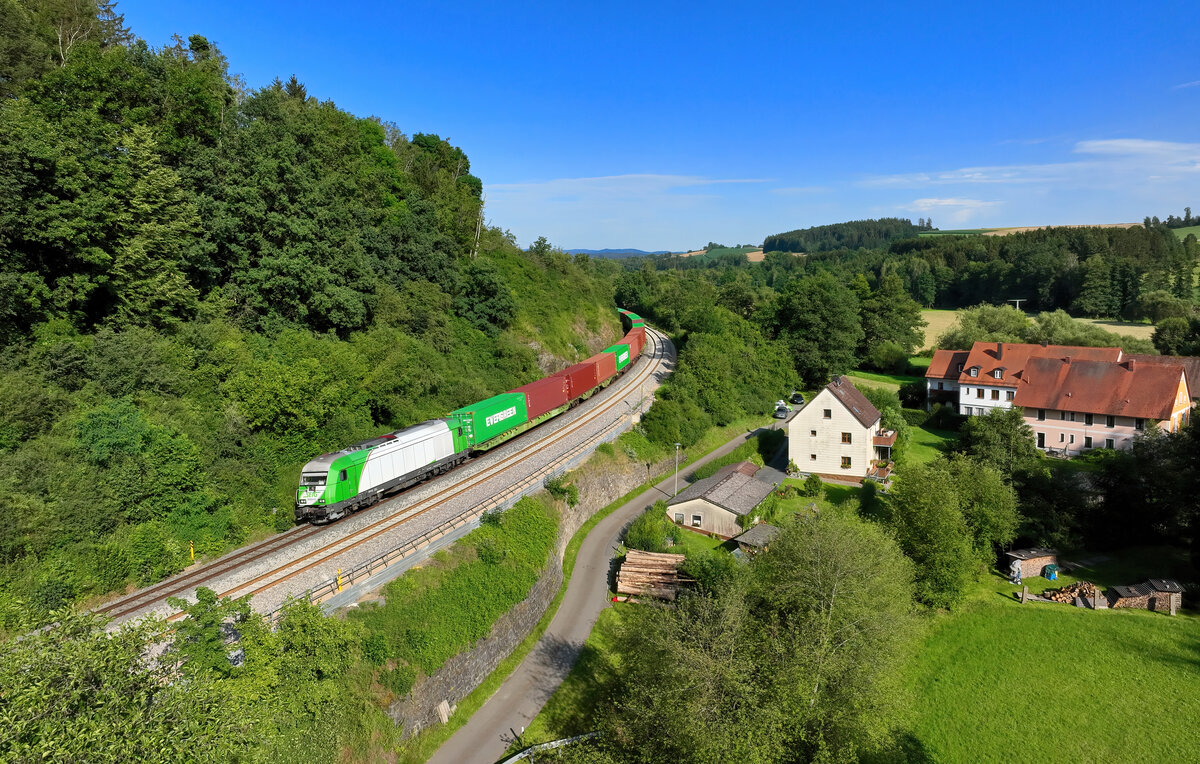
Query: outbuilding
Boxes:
[
  {"xmin": 733, "ymin": 523, "xmax": 782, "ymax": 555},
  {"xmin": 666, "ymin": 461, "xmax": 776, "ymax": 539},
  {"xmin": 1004, "ymin": 548, "xmax": 1058, "ymax": 580},
  {"xmin": 1109, "ymin": 579, "xmax": 1183, "ymax": 615}
]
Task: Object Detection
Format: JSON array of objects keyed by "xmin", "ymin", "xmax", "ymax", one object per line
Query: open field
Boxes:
[
  {"xmin": 907, "ymin": 424, "xmax": 959, "ymax": 464},
  {"xmin": 920, "ymin": 309, "xmax": 960, "ymax": 349},
  {"xmin": 847, "ymin": 370, "xmax": 922, "ymax": 392},
  {"xmin": 1075, "ymin": 317, "xmax": 1156, "ymax": 340},
  {"xmin": 908, "ymin": 549, "xmax": 1200, "ymax": 763},
  {"xmin": 920, "ymin": 224, "xmax": 1139, "ymax": 238},
  {"xmin": 1173, "ymin": 225, "xmax": 1200, "ymax": 240}
]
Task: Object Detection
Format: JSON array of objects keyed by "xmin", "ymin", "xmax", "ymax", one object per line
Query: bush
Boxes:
[
  {"xmin": 382, "ymin": 664, "xmax": 417, "ymax": 696},
  {"xmin": 899, "ymin": 380, "xmax": 927, "ymax": 409},
  {"xmin": 802, "ymin": 474, "xmax": 824, "ymax": 497},
  {"xmin": 544, "ymin": 475, "xmax": 579, "ymax": 507},
  {"xmin": 362, "ymin": 632, "xmax": 390, "ymax": 665},
  {"xmin": 625, "ymin": 502, "xmax": 679, "ymax": 553},
  {"xmin": 864, "ymin": 341, "xmax": 909, "ymax": 374},
  {"xmin": 927, "ymin": 403, "xmax": 964, "ymax": 431},
  {"xmin": 901, "ymin": 408, "xmax": 930, "ymax": 427}
]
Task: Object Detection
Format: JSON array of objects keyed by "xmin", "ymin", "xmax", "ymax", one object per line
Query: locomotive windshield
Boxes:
[{"xmin": 300, "ymin": 473, "xmax": 327, "ymax": 486}]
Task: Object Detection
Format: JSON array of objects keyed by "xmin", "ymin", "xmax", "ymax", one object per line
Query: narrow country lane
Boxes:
[{"xmin": 428, "ymin": 424, "xmax": 780, "ymax": 764}]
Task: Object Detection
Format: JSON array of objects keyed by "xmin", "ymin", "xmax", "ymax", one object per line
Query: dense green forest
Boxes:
[
  {"xmin": 0, "ymin": 0, "xmax": 631, "ymax": 614},
  {"xmin": 762, "ymin": 217, "xmax": 932, "ymax": 253}
]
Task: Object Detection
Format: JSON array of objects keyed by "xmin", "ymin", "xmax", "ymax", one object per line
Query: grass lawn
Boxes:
[
  {"xmin": 909, "ymin": 550, "xmax": 1200, "ymax": 763},
  {"xmin": 907, "ymin": 424, "xmax": 960, "ymax": 464},
  {"xmin": 1075, "ymin": 317, "xmax": 1156, "ymax": 340},
  {"xmin": 847, "ymin": 370, "xmax": 923, "ymax": 392},
  {"xmin": 920, "ymin": 309, "xmax": 961, "ymax": 350},
  {"xmin": 1173, "ymin": 224, "xmax": 1200, "ymax": 240}
]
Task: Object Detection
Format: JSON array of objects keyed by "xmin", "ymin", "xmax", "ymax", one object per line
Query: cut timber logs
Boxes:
[
  {"xmin": 616, "ymin": 549, "xmax": 693, "ymax": 601},
  {"xmin": 1042, "ymin": 581, "xmax": 1097, "ymax": 603}
]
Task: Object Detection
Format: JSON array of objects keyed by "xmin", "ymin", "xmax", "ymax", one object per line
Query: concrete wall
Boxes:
[
  {"xmin": 788, "ymin": 387, "xmax": 874, "ymax": 477},
  {"xmin": 387, "ymin": 451, "xmax": 676, "ymax": 737},
  {"xmin": 666, "ymin": 497, "xmax": 741, "ymax": 538}
]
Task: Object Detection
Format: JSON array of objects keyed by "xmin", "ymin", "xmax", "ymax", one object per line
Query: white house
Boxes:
[{"xmin": 788, "ymin": 376, "xmax": 895, "ymax": 481}]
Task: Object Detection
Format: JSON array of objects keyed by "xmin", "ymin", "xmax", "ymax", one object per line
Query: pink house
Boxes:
[{"xmin": 1014, "ymin": 357, "xmax": 1192, "ymax": 456}]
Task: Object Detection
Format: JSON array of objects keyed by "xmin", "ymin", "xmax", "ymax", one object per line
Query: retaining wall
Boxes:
[{"xmin": 388, "ymin": 450, "xmax": 675, "ymax": 737}]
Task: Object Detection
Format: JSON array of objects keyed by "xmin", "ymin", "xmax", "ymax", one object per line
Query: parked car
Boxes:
[
  {"xmin": 789, "ymin": 390, "xmax": 805, "ymax": 405},
  {"xmin": 773, "ymin": 400, "xmax": 791, "ymax": 419}
]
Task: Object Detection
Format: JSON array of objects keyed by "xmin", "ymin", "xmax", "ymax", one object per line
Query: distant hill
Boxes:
[
  {"xmin": 764, "ymin": 218, "xmax": 930, "ymax": 253},
  {"xmin": 566, "ymin": 248, "xmax": 673, "ymax": 258}
]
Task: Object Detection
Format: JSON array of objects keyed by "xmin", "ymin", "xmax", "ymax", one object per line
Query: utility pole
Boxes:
[{"xmin": 674, "ymin": 443, "xmax": 681, "ymax": 496}]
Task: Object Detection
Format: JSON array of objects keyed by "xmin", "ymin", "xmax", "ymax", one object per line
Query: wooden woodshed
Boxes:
[{"xmin": 1004, "ymin": 548, "xmax": 1058, "ymax": 579}]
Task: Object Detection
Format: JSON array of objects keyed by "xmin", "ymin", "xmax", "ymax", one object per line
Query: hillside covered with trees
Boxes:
[
  {"xmin": 762, "ymin": 217, "xmax": 932, "ymax": 253},
  {"xmin": 0, "ymin": 0, "xmax": 629, "ymax": 614}
]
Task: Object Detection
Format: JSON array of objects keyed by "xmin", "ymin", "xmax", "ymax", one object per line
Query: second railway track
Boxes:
[{"xmin": 101, "ymin": 327, "xmax": 670, "ymax": 624}]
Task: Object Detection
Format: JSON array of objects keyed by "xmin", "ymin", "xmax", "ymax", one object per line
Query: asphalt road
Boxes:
[{"xmin": 428, "ymin": 425, "xmax": 771, "ymax": 764}]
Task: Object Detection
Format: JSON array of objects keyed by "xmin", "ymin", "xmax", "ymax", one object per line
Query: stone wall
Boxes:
[{"xmin": 388, "ymin": 451, "xmax": 675, "ymax": 737}]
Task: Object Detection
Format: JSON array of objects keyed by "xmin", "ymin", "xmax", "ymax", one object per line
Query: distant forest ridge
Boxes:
[
  {"xmin": 763, "ymin": 218, "xmax": 935, "ymax": 253},
  {"xmin": 566, "ymin": 248, "xmax": 675, "ymax": 258}
]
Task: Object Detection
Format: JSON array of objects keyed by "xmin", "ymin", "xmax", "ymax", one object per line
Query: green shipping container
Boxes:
[
  {"xmin": 446, "ymin": 392, "xmax": 529, "ymax": 447},
  {"xmin": 605, "ymin": 343, "xmax": 631, "ymax": 371}
]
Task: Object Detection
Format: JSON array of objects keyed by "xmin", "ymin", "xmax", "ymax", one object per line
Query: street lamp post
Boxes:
[{"xmin": 674, "ymin": 442, "xmax": 681, "ymax": 496}]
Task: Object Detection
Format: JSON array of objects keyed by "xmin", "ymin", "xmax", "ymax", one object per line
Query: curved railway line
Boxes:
[{"xmin": 98, "ymin": 327, "xmax": 670, "ymax": 624}]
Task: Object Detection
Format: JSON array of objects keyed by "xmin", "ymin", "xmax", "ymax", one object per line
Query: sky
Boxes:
[{"xmin": 118, "ymin": 1, "xmax": 1200, "ymax": 251}]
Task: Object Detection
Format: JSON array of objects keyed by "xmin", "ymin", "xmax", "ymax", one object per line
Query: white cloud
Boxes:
[
  {"xmin": 1172, "ymin": 80, "xmax": 1200, "ymax": 90},
  {"xmin": 904, "ymin": 197, "xmax": 1001, "ymax": 224},
  {"xmin": 1073, "ymin": 138, "xmax": 1200, "ymax": 169}
]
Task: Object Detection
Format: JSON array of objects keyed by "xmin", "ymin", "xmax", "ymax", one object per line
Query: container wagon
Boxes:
[{"xmin": 296, "ymin": 309, "xmax": 649, "ymax": 523}]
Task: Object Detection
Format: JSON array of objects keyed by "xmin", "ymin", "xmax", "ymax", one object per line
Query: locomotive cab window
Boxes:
[
  {"xmin": 301, "ymin": 474, "xmax": 326, "ymax": 486},
  {"xmin": 339, "ymin": 469, "xmax": 348, "ymax": 481}
]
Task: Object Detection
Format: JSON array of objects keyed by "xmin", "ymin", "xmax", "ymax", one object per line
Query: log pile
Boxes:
[
  {"xmin": 616, "ymin": 549, "xmax": 693, "ymax": 601},
  {"xmin": 1042, "ymin": 581, "xmax": 1097, "ymax": 603}
]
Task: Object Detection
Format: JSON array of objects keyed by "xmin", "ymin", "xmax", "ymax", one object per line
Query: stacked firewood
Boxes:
[
  {"xmin": 1042, "ymin": 581, "xmax": 1098, "ymax": 603},
  {"xmin": 616, "ymin": 549, "xmax": 693, "ymax": 601}
]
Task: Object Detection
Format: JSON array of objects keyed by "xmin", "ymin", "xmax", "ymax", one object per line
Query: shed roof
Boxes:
[
  {"xmin": 733, "ymin": 523, "xmax": 782, "ymax": 549},
  {"xmin": 1112, "ymin": 583, "xmax": 1153, "ymax": 599},
  {"xmin": 826, "ymin": 376, "xmax": 881, "ymax": 428},
  {"xmin": 1005, "ymin": 547, "xmax": 1057, "ymax": 561},
  {"xmin": 1148, "ymin": 578, "xmax": 1184, "ymax": 593},
  {"xmin": 668, "ymin": 461, "xmax": 776, "ymax": 516},
  {"xmin": 1013, "ymin": 357, "xmax": 1186, "ymax": 419}
]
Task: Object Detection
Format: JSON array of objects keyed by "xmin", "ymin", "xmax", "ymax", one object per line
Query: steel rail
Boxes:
[{"xmin": 102, "ymin": 326, "xmax": 663, "ymax": 623}]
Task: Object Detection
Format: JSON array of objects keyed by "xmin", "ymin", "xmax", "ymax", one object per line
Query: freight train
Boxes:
[{"xmin": 294, "ymin": 311, "xmax": 649, "ymax": 523}]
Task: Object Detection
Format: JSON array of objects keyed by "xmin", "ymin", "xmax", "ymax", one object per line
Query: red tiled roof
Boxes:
[
  {"xmin": 1012, "ymin": 357, "xmax": 1187, "ymax": 419},
  {"xmin": 926, "ymin": 349, "xmax": 969, "ymax": 380},
  {"xmin": 827, "ymin": 376, "xmax": 880, "ymax": 428},
  {"xmin": 1126, "ymin": 354, "xmax": 1200, "ymax": 400},
  {"xmin": 958, "ymin": 342, "xmax": 1122, "ymax": 388}
]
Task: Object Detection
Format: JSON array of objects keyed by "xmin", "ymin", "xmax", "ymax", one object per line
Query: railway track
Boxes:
[{"xmin": 99, "ymin": 327, "xmax": 670, "ymax": 624}]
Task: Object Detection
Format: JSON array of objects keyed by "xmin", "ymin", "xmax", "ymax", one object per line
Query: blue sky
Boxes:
[{"xmin": 120, "ymin": 1, "xmax": 1200, "ymax": 250}]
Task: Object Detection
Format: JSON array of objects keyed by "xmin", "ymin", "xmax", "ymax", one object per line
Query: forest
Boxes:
[{"xmin": 3, "ymin": 4, "xmax": 1200, "ymax": 763}]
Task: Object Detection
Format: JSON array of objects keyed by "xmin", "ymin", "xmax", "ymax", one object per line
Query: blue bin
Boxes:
[{"xmin": 1044, "ymin": 564, "xmax": 1059, "ymax": 581}]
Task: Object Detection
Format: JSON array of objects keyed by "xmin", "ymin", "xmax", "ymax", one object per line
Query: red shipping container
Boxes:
[
  {"xmin": 622, "ymin": 332, "xmax": 640, "ymax": 360},
  {"xmin": 587, "ymin": 351, "xmax": 618, "ymax": 383},
  {"xmin": 625, "ymin": 328, "xmax": 644, "ymax": 358},
  {"xmin": 511, "ymin": 376, "xmax": 570, "ymax": 420},
  {"xmin": 555, "ymin": 360, "xmax": 600, "ymax": 399}
]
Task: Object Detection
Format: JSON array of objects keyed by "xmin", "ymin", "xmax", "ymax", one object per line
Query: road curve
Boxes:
[{"xmin": 429, "ymin": 426, "xmax": 766, "ymax": 764}]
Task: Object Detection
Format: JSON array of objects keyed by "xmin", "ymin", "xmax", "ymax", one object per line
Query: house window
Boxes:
[
  {"xmin": 1037, "ymin": 409, "xmax": 1046, "ymax": 421},
  {"xmin": 1006, "ymin": 391, "xmax": 1014, "ymax": 401},
  {"xmin": 841, "ymin": 432, "xmax": 852, "ymax": 444},
  {"xmin": 1069, "ymin": 434, "xmax": 1075, "ymax": 444},
  {"xmin": 1085, "ymin": 436, "xmax": 1092, "ymax": 448},
  {"xmin": 957, "ymin": 363, "xmax": 964, "ymax": 373},
  {"xmin": 823, "ymin": 409, "xmax": 831, "ymax": 419},
  {"xmin": 1105, "ymin": 438, "xmax": 1114, "ymax": 449},
  {"xmin": 1085, "ymin": 413, "xmax": 1093, "ymax": 426},
  {"xmin": 1059, "ymin": 433, "xmax": 1065, "ymax": 443},
  {"xmin": 993, "ymin": 369, "xmax": 1002, "ymax": 379},
  {"xmin": 1068, "ymin": 412, "xmax": 1076, "ymax": 422},
  {"xmin": 674, "ymin": 513, "xmax": 684, "ymax": 524},
  {"xmin": 1135, "ymin": 418, "xmax": 1145, "ymax": 431},
  {"xmin": 339, "ymin": 469, "xmax": 348, "ymax": 481},
  {"xmin": 691, "ymin": 515, "xmax": 702, "ymax": 528},
  {"xmin": 976, "ymin": 388, "xmax": 984, "ymax": 399},
  {"xmin": 969, "ymin": 368, "xmax": 978, "ymax": 377},
  {"xmin": 1037, "ymin": 432, "xmax": 1045, "ymax": 448},
  {"xmin": 1106, "ymin": 415, "xmax": 1115, "ymax": 428},
  {"xmin": 937, "ymin": 381, "xmax": 944, "ymax": 390},
  {"xmin": 840, "ymin": 456, "xmax": 851, "ymax": 469},
  {"xmin": 1060, "ymin": 411, "xmax": 1067, "ymax": 421},
  {"xmin": 991, "ymin": 389, "xmax": 1000, "ymax": 400},
  {"xmin": 810, "ymin": 453, "xmax": 817, "ymax": 461},
  {"xmin": 810, "ymin": 429, "xmax": 817, "ymax": 437}
]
